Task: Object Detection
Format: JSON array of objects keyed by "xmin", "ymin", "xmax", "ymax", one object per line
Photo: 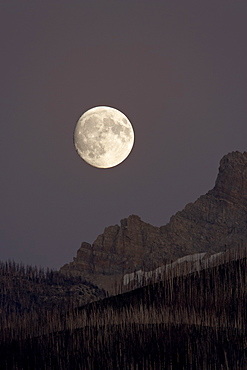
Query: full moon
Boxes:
[{"xmin": 74, "ymin": 106, "xmax": 135, "ymax": 168}]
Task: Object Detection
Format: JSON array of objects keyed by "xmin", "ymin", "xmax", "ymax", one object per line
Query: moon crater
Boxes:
[{"xmin": 74, "ymin": 106, "xmax": 134, "ymax": 168}]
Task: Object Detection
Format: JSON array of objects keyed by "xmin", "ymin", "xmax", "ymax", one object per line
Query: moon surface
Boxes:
[{"xmin": 74, "ymin": 106, "xmax": 134, "ymax": 168}]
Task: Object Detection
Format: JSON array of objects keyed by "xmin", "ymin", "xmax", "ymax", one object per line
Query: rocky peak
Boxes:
[
  {"xmin": 60, "ymin": 151, "xmax": 247, "ymax": 291},
  {"xmin": 212, "ymin": 151, "xmax": 247, "ymax": 205}
]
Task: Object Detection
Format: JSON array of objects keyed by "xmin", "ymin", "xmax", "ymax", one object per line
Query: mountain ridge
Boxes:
[{"xmin": 61, "ymin": 151, "xmax": 247, "ymax": 291}]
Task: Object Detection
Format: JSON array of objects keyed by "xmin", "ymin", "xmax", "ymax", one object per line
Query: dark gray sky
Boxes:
[{"xmin": 1, "ymin": 1, "xmax": 247, "ymax": 269}]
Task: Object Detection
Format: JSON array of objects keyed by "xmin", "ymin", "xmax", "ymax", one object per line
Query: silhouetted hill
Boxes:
[
  {"xmin": 0, "ymin": 261, "xmax": 106, "ymax": 343},
  {"xmin": 1, "ymin": 246, "xmax": 246, "ymax": 369}
]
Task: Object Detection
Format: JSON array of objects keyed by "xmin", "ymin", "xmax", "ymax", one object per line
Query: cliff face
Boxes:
[
  {"xmin": 60, "ymin": 151, "xmax": 247, "ymax": 290},
  {"xmin": 167, "ymin": 151, "xmax": 247, "ymax": 256}
]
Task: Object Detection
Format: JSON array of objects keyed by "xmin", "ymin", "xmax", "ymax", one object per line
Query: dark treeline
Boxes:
[
  {"xmin": 0, "ymin": 261, "xmax": 106, "ymax": 342},
  {"xmin": 0, "ymin": 248, "xmax": 246, "ymax": 369}
]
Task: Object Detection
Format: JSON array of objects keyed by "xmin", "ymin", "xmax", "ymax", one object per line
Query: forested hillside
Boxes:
[
  {"xmin": 0, "ymin": 261, "xmax": 106, "ymax": 341},
  {"xmin": 0, "ymin": 247, "xmax": 246, "ymax": 369}
]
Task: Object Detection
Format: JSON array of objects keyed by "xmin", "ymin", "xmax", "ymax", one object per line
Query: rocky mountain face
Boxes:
[{"xmin": 60, "ymin": 151, "xmax": 247, "ymax": 291}]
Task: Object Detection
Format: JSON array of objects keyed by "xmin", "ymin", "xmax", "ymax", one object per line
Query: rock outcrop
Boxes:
[{"xmin": 60, "ymin": 151, "xmax": 247, "ymax": 291}]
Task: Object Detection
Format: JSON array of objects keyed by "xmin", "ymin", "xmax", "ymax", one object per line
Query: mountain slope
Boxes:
[
  {"xmin": 61, "ymin": 151, "xmax": 247, "ymax": 291},
  {"xmin": 2, "ymin": 248, "xmax": 246, "ymax": 369},
  {"xmin": 0, "ymin": 261, "xmax": 106, "ymax": 332}
]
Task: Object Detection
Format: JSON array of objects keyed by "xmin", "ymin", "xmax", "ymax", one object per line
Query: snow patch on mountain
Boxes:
[{"xmin": 123, "ymin": 251, "xmax": 224, "ymax": 286}]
